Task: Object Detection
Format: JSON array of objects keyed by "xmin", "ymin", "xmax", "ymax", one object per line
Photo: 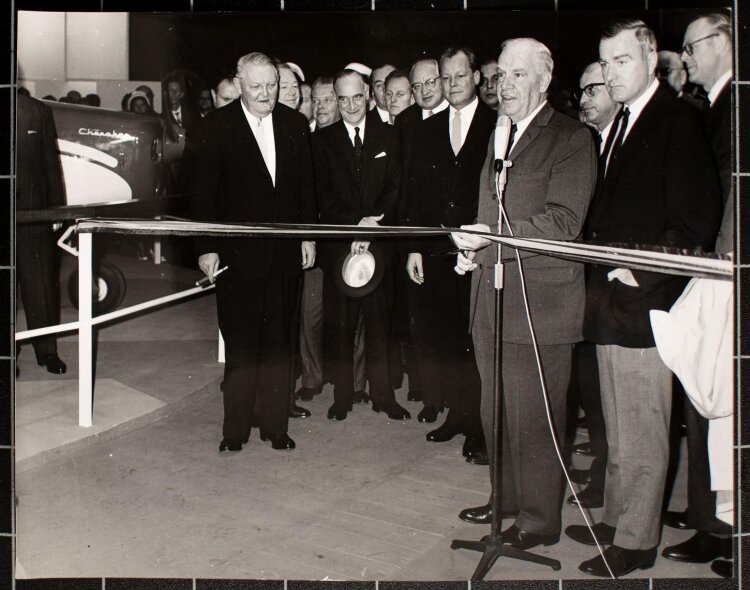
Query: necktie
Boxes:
[
  {"xmin": 451, "ymin": 110, "xmax": 461, "ymax": 155},
  {"xmin": 353, "ymin": 126, "xmax": 363, "ymax": 185},
  {"xmin": 173, "ymin": 110, "xmax": 182, "ymax": 125},
  {"xmin": 427, "ymin": 110, "xmax": 434, "ymax": 118},
  {"xmin": 506, "ymin": 123, "xmax": 518, "ymax": 156},
  {"xmin": 605, "ymin": 106, "xmax": 629, "ymax": 173}
]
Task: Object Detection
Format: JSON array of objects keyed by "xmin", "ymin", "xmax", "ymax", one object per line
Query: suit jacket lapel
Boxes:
[
  {"xmin": 231, "ymin": 102, "xmax": 274, "ymax": 187},
  {"xmin": 509, "ymin": 102, "xmax": 553, "ymax": 160}
]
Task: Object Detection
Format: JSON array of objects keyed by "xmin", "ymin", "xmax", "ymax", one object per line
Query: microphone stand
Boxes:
[{"xmin": 450, "ymin": 154, "xmax": 561, "ymax": 580}]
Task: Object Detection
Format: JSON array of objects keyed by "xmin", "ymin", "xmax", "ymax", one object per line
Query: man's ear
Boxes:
[
  {"xmin": 473, "ymin": 69, "xmax": 481, "ymax": 87},
  {"xmin": 540, "ymin": 72, "xmax": 552, "ymax": 94}
]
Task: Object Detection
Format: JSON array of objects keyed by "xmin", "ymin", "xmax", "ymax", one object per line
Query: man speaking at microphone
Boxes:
[{"xmin": 451, "ymin": 38, "xmax": 596, "ymax": 549}]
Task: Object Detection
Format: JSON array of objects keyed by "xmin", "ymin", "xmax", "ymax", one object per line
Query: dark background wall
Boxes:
[{"xmin": 129, "ymin": 7, "xmax": 717, "ymax": 93}]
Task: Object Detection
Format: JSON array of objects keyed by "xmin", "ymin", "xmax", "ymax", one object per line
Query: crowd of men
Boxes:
[{"xmin": 184, "ymin": 12, "xmax": 733, "ymax": 579}]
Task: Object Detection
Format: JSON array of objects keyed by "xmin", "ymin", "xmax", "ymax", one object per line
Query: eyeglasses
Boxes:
[
  {"xmin": 681, "ymin": 33, "xmax": 719, "ymax": 56},
  {"xmin": 337, "ymin": 93, "xmax": 366, "ymax": 107},
  {"xmin": 411, "ymin": 77, "xmax": 439, "ymax": 93},
  {"xmin": 574, "ymin": 82, "xmax": 605, "ymax": 101}
]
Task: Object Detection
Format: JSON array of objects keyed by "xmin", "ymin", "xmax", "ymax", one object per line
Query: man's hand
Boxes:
[
  {"xmin": 352, "ymin": 214, "xmax": 384, "ymax": 253},
  {"xmin": 198, "ymin": 253, "xmax": 220, "ymax": 283},
  {"xmin": 301, "ymin": 241, "xmax": 316, "ymax": 269},
  {"xmin": 451, "ymin": 223, "xmax": 492, "ymax": 252},
  {"xmin": 406, "ymin": 252, "xmax": 424, "ymax": 285},
  {"xmin": 454, "ymin": 250, "xmax": 477, "ymax": 275}
]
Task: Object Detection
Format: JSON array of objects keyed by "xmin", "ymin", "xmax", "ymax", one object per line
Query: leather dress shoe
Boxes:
[
  {"xmin": 259, "ymin": 432, "xmax": 296, "ymax": 450},
  {"xmin": 426, "ymin": 415, "xmax": 463, "ymax": 442},
  {"xmin": 663, "ymin": 509, "xmax": 691, "ymax": 530},
  {"xmin": 219, "ymin": 438, "xmax": 242, "ymax": 452},
  {"xmin": 569, "ymin": 468, "xmax": 591, "ymax": 485},
  {"xmin": 327, "ymin": 402, "xmax": 350, "ymax": 421},
  {"xmin": 352, "ymin": 390, "xmax": 370, "ymax": 404},
  {"xmin": 661, "ymin": 531, "xmax": 732, "ymax": 563},
  {"xmin": 463, "ymin": 434, "xmax": 488, "ymax": 465},
  {"xmin": 37, "ymin": 353, "xmax": 67, "ymax": 374},
  {"xmin": 417, "ymin": 405, "xmax": 442, "ymax": 423},
  {"xmin": 567, "ymin": 485, "xmax": 603, "ymax": 509},
  {"xmin": 565, "ymin": 522, "xmax": 616, "ymax": 546},
  {"xmin": 458, "ymin": 503, "xmax": 517, "ymax": 524},
  {"xmin": 579, "ymin": 545, "xmax": 656, "ymax": 577},
  {"xmin": 372, "ymin": 401, "xmax": 410, "ymax": 420},
  {"xmin": 290, "ymin": 404, "xmax": 311, "ymax": 418},
  {"xmin": 501, "ymin": 525, "xmax": 559, "ymax": 550},
  {"xmin": 572, "ymin": 442, "xmax": 593, "ymax": 456},
  {"xmin": 295, "ymin": 386, "xmax": 320, "ymax": 401},
  {"xmin": 711, "ymin": 559, "xmax": 733, "ymax": 578},
  {"xmin": 407, "ymin": 389, "xmax": 423, "ymax": 402}
]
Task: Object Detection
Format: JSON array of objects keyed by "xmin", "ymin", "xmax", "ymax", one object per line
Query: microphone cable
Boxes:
[{"xmin": 494, "ymin": 174, "xmax": 616, "ymax": 579}]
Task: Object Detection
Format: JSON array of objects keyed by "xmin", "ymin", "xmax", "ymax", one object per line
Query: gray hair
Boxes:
[
  {"xmin": 696, "ymin": 11, "xmax": 732, "ymax": 44},
  {"xmin": 236, "ymin": 52, "xmax": 278, "ymax": 77},
  {"xmin": 500, "ymin": 38, "xmax": 554, "ymax": 76}
]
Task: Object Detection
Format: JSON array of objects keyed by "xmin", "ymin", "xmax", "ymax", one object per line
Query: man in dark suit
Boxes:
[
  {"xmin": 563, "ymin": 20, "xmax": 721, "ymax": 577},
  {"xmin": 660, "ymin": 11, "xmax": 733, "ymax": 570},
  {"xmin": 452, "ymin": 38, "xmax": 596, "ymax": 547},
  {"xmin": 192, "ymin": 52, "xmax": 317, "ymax": 453},
  {"xmin": 16, "ymin": 93, "xmax": 68, "ymax": 374},
  {"xmin": 404, "ymin": 46, "xmax": 495, "ymax": 459},
  {"xmin": 313, "ymin": 69, "xmax": 408, "ymax": 422}
]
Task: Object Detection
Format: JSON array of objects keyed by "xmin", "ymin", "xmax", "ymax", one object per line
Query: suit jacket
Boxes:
[
  {"xmin": 190, "ymin": 101, "xmax": 316, "ymax": 278},
  {"xmin": 405, "ymin": 99, "xmax": 496, "ymax": 254},
  {"xmin": 313, "ymin": 111, "xmax": 400, "ymax": 269},
  {"xmin": 394, "ymin": 103, "xmax": 423, "ymax": 224},
  {"xmin": 471, "ymin": 102, "xmax": 597, "ymax": 345},
  {"xmin": 16, "ymin": 94, "xmax": 66, "ymax": 211},
  {"xmin": 704, "ymin": 81, "xmax": 732, "ymax": 209},
  {"xmin": 584, "ymin": 83, "xmax": 721, "ymax": 348}
]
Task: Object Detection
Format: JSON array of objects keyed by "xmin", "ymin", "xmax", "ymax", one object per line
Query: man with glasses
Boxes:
[
  {"xmin": 563, "ymin": 20, "xmax": 720, "ymax": 577},
  {"xmin": 478, "ymin": 58, "xmax": 500, "ymax": 110},
  {"xmin": 371, "ymin": 64, "xmax": 397, "ymax": 124},
  {"xmin": 563, "ymin": 61, "xmax": 621, "ymax": 515},
  {"xmin": 313, "ymin": 69, "xmax": 408, "ymax": 422},
  {"xmin": 660, "ymin": 11, "xmax": 734, "ymax": 578},
  {"xmin": 404, "ymin": 46, "xmax": 495, "ymax": 461},
  {"xmin": 192, "ymin": 52, "xmax": 317, "ymax": 454}
]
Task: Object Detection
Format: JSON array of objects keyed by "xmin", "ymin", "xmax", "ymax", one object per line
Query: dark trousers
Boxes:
[
  {"xmin": 569, "ymin": 341, "xmax": 607, "ymax": 493},
  {"xmin": 685, "ymin": 400, "xmax": 733, "ymax": 535},
  {"xmin": 216, "ymin": 273, "xmax": 299, "ymax": 441},
  {"xmin": 17, "ymin": 223, "xmax": 60, "ymax": 360},
  {"xmin": 407, "ymin": 256, "xmax": 482, "ymax": 431},
  {"xmin": 323, "ymin": 265, "xmax": 395, "ymax": 408}
]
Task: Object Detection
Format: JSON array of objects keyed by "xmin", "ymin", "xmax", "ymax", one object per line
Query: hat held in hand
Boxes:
[{"xmin": 334, "ymin": 243, "xmax": 385, "ymax": 298}]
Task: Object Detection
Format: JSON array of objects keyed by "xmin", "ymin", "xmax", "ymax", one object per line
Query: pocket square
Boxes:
[
  {"xmin": 27, "ymin": 130, "xmax": 37, "ymax": 135},
  {"xmin": 374, "ymin": 151, "xmax": 387, "ymax": 159}
]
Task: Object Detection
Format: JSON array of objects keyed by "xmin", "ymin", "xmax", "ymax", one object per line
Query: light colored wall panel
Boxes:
[
  {"xmin": 17, "ymin": 11, "xmax": 66, "ymax": 80},
  {"xmin": 66, "ymin": 13, "xmax": 129, "ymax": 80}
]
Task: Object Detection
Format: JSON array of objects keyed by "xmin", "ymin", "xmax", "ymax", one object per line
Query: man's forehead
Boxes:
[
  {"xmin": 580, "ymin": 67, "xmax": 604, "ymax": 86},
  {"xmin": 387, "ymin": 77, "xmax": 410, "ymax": 89},
  {"xmin": 336, "ymin": 75, "xmax": 365, "ymax": 94},
  {"xmin": 240, "ymin": 63, "xmax": 277, "ymax": 79},
  {"xmin": 600, "ymin": 30, "xmax": 639, "ymax": 56},
  {"xmin": 442, "ymin": 52, "xmax": 470, "ymax": 71},
  {"xmin": 498, "ymin": 47, "xmax": 533, "ymax": 70},
  {"xmin": 411, "ymin": 62, "xmax": 438, "ymax": 81},
  {"xmin": 685, "ymin": 18, "xmax": 713, "ymax": 41},
  {"xmin": 312, "ymin": 84, "xmax": 335, "ymax": 97}
]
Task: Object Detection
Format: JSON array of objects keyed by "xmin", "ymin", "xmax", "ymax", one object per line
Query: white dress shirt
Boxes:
[
  {"xmin": 343, "ymin": 116, "xmax": 367, "ymax": 146},
  {"xmin": 422, "ymin": 99, "xmax": 449, "ymax": 120},
  {"xmin": 376, "ymin": 106, "xmax": 390, "ymax": 124},
  {"xmin": 509, "ymin": 99, "xmax": 548, "ymax": 154},
  {"xmin": 621, "ymin": 77, "xmax": 660, "ymax": 143},
  {"xmin": 240, "ymin": 101, "xmax": 276, "ymax": 186},
  {"xmin": 708, "ymin": 70, "xmax": 732, "ymax": 106},
  {"xmin": 448, "ymin": 96, "xmax": 479, "ymax": 152}
]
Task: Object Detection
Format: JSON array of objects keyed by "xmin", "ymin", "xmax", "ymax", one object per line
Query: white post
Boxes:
[
  {"xmin": 153, "ymin": 216, "xmax": 162, "ymax": 265},
  {"xmin": 218, "ymin": 330, "xmax": 225, "ymax": 364},
  {"xmin": 78, "ymin": 232, "xmax": 93, "ymax": 428}
]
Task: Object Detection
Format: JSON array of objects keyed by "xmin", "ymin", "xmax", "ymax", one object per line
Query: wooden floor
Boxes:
[{"xmin": 13, "ymin": 253, "xmax": 722, "ymax": 582}]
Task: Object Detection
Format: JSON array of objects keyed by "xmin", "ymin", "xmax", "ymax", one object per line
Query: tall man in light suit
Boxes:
[
  {"xmin": 564, "ymin": 20, "xmax": 720, "ymax": 577},
  {"xmin": 192, "ymin": 52, "xmax": 317, "ymax": 453},
  {"xmin": 452, "ymin": 38, "xmax": 596, "ymax": 547}
]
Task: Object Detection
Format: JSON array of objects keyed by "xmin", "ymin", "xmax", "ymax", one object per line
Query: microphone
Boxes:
[{"xmin": 493, "ymin": 115, "xmax": 512, "ymax": 172}]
